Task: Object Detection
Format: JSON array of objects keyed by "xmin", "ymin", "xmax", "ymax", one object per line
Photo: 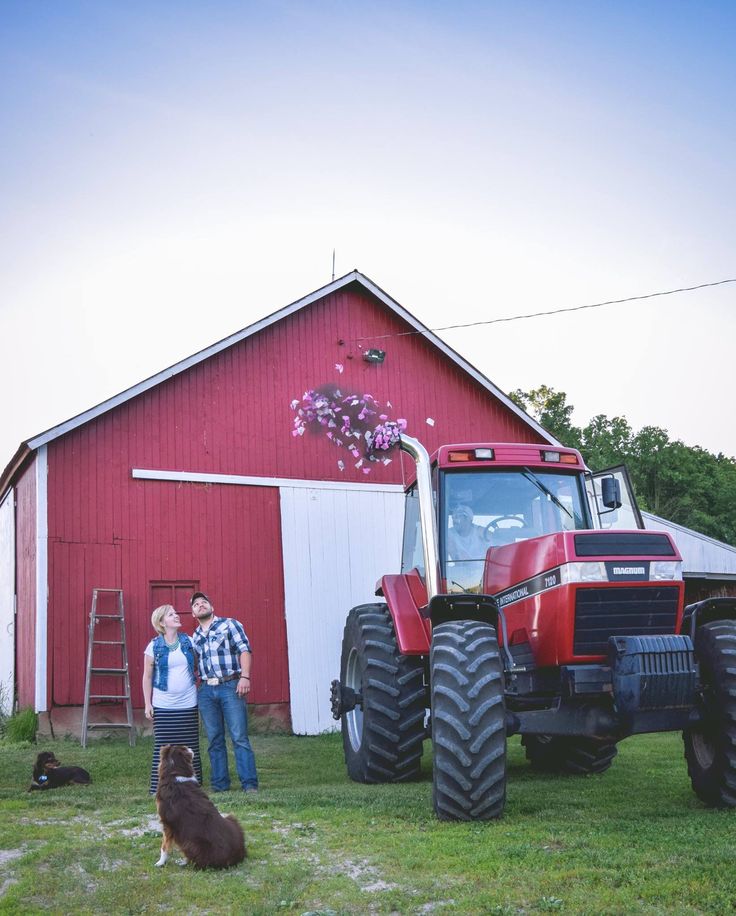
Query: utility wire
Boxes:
[{"xmin": 356, "ymin": 277, "xmax": 736, "ymax": 343}]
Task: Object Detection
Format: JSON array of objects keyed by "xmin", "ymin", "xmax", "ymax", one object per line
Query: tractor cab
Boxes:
[{"xmin": 401, "ymin": 442, "xmax": 630, "ymax": 595}]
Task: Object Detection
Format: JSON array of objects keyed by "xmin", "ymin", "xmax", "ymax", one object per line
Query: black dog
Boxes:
[{"xmin": 29, "ymin": 751, "xmax": 91, "ymax": 791}]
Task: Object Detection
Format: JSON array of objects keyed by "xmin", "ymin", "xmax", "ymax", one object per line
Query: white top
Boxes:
[
  {"xmin": 145, "ymin": 640, "xmax": 197, "ymax": 709},
  {"xmin": 447, "ymin": 524, "xmax": 489, "ymax": 561}
]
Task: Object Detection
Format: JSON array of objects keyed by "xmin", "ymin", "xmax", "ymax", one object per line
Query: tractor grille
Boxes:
[
  {"xmin": 573, "ymin": 586, "xmax": 680, "ymax": 656},
  {"xmin": 574, "ymin": 532, "xmax": 675, "ymax": 557}
]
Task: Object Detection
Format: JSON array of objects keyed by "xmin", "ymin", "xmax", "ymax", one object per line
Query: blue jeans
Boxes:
[{"xmin": 198, "ymin": 681, "xmax": 258, "ymax": 790}]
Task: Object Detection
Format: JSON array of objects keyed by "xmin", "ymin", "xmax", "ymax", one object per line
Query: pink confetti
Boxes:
[{"xmin": 335, "ymin": 363, "xmax": 344, "ymax": 373}]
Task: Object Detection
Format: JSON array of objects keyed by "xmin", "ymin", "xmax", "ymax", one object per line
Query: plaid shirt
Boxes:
[{"xmin": 192, "ymin": 616, "xmax": 251, "ymax": 680}]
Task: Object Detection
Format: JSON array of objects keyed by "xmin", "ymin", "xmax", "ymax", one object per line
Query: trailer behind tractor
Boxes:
[{"xmin": 330, "ymin": 436, "xmax": 736, "ymax": 820}]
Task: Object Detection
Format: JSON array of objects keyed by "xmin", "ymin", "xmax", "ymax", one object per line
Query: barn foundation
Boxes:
[{"xmin": 38, "ymin": 702, "xmax": 292, "ymax": 740}]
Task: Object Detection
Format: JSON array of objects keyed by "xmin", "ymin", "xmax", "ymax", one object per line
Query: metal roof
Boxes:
[{"xmin": 643, "ymin": 510, "xmax": 736, "ymax": 578}]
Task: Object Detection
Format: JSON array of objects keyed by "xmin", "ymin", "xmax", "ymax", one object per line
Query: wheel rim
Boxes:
[
  {"xmin": 691, "ymin": 686, "xmax": 718, "ymax": 770},
  {"xmin": 691, "ymin": 725, "xmax": 716, "ymax": 769},
  {"xmin": 345, "ymin": 646, "xmax": 363, "ymax": 752}
]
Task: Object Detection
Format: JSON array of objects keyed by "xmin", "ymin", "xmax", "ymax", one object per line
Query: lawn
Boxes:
[{"xmin": 1, "ymin": 731, "xmax": 735, "ymax": 914}]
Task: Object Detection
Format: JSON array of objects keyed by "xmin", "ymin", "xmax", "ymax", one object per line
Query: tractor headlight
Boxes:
[
  {"xmin": 561, "ymin": 562, "xmax": 608, "ymax": 584},
  {"xmin": 650, "ymin": 561, "xmax": 683, "ymax": 580}
]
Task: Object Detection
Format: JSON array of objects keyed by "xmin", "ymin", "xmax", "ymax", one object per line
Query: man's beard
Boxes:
[{"xmin": 197, "ymin": 611, "xmax": 214, "ymax": 622}]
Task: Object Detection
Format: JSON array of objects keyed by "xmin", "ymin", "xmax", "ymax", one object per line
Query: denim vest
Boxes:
[{"xmin": 152, "ymin": 633, "xmax": 196, "ymax": 691}]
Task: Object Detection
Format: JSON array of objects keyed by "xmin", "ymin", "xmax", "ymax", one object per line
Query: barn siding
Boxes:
[
  {"xmin": 42, "ymin": 283, "xmax": 542, "ymax": 708},
  {"xmin": 15, "ymin": 458, "xmax": 36, "ymax": 708}
]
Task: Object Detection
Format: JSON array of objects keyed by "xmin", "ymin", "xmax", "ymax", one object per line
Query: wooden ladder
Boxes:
[{"xmin": 81, "ymin": 588, "xmax": 136, "ymax": 747}]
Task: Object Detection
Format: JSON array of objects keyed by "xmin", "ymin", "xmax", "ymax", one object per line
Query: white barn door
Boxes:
[
  {"xmin": 280, "ymin": 484, "xmax": 404, "ymax": 734},
  {"xmin": 0, "ymin": 490, "xmax": 15, "ymax": 716}
]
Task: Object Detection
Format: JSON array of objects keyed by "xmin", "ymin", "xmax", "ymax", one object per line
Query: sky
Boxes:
[{"xmin": 1, "ymin": 0, "xmax": 735, "ymax": 471}]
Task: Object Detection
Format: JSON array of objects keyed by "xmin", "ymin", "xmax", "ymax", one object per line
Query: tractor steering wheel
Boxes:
[{"xmin": 484, "ymin": 515, "xmax": 525, "ymax": 536}]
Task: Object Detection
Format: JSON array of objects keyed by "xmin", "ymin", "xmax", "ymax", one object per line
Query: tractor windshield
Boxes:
[{"xmin": 441, "ymin": 468, "xmax": 590, "ymax": 592}]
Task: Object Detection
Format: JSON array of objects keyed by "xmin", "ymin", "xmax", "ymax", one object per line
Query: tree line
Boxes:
[{"xmin": 509, "ymin": 386, "xmax": 736, "ymax": 547}]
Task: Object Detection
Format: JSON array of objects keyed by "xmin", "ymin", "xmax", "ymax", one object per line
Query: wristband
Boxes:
[{"xmin": 239, "ymin": 676, "xmax": 250, "ymax": 681}]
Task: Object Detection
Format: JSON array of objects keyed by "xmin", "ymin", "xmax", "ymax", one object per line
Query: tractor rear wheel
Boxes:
[
  {"xmin": 430, "ymin": 619, "xmax": 506, "ymax": 820},
  {"xmin": 521, "ymin": 735, "xmax": 617, "ymax": 775},
  {"xmin": 683, "ymin": 620, "xmax": 736, "ymax": 807},
  {"xmin": 340, "ymin": 603, "xmax": 426, "ymax": 783}
]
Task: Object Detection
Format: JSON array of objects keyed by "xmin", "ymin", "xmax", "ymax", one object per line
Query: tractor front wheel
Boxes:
[
  {"xmin": 521, "ymin": 735, "xmax": 617, "ymax": 775},
  {"xmin": 684, "ymin": 620, "xmax": 736, "ymax": 807},
  {"xmin": 340, "ymin": 603, "xmax": 426, "ymax": 783},
  {"xmin": 430, "ymin": 619, "xmax": 506, "ymax": 820}
]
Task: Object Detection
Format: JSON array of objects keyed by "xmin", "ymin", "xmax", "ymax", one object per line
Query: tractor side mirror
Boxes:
[{"xmin": 601, "ymin": 476, "xmax": 622, "ymax": 510}]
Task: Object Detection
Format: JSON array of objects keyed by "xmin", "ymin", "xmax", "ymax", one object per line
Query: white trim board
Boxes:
[
  {"xmin": 0, "ymin": 486, "xmax": 15, "ymax": 716},
  {"xmin": 26, "ymin": 271, "xmax": 557, "ymax": 451},
  {"xmin": 35, "ymin": 446, "xmax": 48, "ymax": 713},
  {"xmin": 132, "ymin": 468, "xmax": 403, "ymax": 494}
]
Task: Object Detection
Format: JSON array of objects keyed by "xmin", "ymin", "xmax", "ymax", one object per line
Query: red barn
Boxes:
[{"xmin": 0, "ymin": 272, "xmax": 555, "ymax": 734}]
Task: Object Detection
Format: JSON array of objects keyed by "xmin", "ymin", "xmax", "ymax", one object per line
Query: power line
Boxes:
[{"xmin": 356, "ymin": 277, "xmax": 736, "ymax": 343}]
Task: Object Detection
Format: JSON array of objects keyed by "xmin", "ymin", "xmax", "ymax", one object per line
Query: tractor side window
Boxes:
[
  {"xmin": 591, "ymin": 465, "xmax": 644, "ymax": 530},
  {"xmin": 401, "ymin": 486, "xmax": 424, "ymax": 575}
]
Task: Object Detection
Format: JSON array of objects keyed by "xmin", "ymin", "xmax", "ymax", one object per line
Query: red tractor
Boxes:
[{"xmin": 330, "ymin": 436, "xmax": 736, "ymax": 820}]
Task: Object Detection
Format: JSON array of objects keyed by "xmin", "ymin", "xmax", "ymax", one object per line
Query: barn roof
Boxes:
[{"xmin": 0, "ymin": 270, "xmax": 557, "ymax": 494}]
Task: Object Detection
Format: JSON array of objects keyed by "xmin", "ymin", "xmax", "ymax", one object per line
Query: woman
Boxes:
[{"xmin": 142, "ymin": 604, "xmax": 202, "ymax": 794}]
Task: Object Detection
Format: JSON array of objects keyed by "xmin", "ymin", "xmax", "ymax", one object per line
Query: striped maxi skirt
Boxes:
[{"xmin": 149, "ymin": 706, "xmax": 202, "ymax": 794}]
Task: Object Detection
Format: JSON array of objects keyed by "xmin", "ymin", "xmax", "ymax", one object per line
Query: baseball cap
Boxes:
[
  {"xmin": 450, "ymin": 504, "xmax": 474, "ymax": 520},
  {"xmin": 191, "ymin": 591, "xmax": 210, "ymax": 606}
]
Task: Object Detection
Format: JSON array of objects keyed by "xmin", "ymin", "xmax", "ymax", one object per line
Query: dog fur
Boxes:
[
  {"xmin": 29, "ymin": 751, "xmax": 91, "ymax": 791},
  {"xmin": 155, "ymin": 744, "xmax": 246, "ymax": 869}
]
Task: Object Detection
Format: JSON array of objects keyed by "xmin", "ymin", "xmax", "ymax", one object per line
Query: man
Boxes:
[
  {"xmin": 446, "ymin": 503, "xmax": 490, "ymax": 592},
  {"xmin": 447, "ymin": 504, "xmax": 489, "ymax": 561},
  {"xmin": 191, "ymin": 592, "xmax": 258, "ymax": 793}
]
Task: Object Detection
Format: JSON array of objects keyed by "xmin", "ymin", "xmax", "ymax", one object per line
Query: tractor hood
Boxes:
[{"xmin": 483, "ymin": 529, "xmax": 683, "ymax": 600}]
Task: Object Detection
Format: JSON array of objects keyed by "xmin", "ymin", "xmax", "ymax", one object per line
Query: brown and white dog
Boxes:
[
  {"xmin": 29, "ymin": 751, "xmax": 91, "ymax": 791},
  {"xmin": 155, "ymin": 744, "xmax": 247, "ymax": 869}
]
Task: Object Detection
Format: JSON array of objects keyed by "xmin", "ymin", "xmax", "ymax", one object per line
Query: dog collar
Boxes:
[{"xmin": 174, "ymin": 776, "xmax": 198, "ymax": 783}]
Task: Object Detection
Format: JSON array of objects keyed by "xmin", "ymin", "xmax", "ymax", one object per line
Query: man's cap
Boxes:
[
  {"xmin": 191, "ymin": 591, "xmax": 210, "ymax": 606},
  {"xmin": 450, "ymin": 504, "xmax": 474, "ymax": 520}
]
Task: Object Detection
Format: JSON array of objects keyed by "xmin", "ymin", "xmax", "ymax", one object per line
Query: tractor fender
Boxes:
[
  {"xmin": 682, "ymin": 597, "xmax": 736, "ymax": 641},
  {"xmin": 378, "ymin": 573, "xmax": 431, "ymax": 654}
]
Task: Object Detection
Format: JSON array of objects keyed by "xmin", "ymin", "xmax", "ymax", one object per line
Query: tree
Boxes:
[
  {"xmin": 510, "ymin": 386, "xmax": 736, "ymax": 546},
  {"xmin": 509, "ymin": 386, "xmax": 582, "ymax": 450}
]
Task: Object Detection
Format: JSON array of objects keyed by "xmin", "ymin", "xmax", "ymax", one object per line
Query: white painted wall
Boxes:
[
  {"xmin": 280, "ymin": 484, "xmax": 405, "ymax": 735},
  {"xmin": 0, "ymin": 489, "xmax": 15, "ymax": 716}
]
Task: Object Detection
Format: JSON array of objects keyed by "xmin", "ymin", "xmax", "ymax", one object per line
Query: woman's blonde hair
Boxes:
[{"xmin": 151, "ymin": 604, "xmax": 175, "ymax": 635}]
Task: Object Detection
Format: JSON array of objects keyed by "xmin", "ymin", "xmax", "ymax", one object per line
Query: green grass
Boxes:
[
  {"xmin": 4, "ymin": 708, "xmax": 38, "ymax": 744},
  {"xmin": 1, "ymin": 732, "xmax": 735, "ymax": 914}
]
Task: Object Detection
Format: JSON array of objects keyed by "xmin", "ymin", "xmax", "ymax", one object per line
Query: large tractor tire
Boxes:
[
  {"xmin": 521, "ymin": 735, "xmax": 617, "ymax": 775},
  {"xmin": 683, "ymin": 620, "xmax": 736, "ymax": 807},
  {"xmin": 340, "ymin": 603, "xmax": 426, "ymax": 783},
  {"xmin": 430, "ymin": 619, "xmax": 506, "ymax": 821}
]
